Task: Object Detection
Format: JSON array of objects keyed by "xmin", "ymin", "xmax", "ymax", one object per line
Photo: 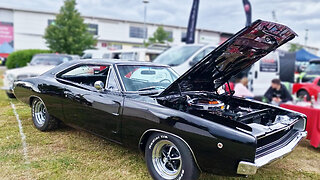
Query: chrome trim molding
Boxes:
[
  {"xmin": 237, "ymin": 131, "xmax": 307, "ymax": 175},
  {"xmin": 138, "ymin": 129, "xmax": 202, "ymax": 172},
  {"xmin": 255, "ymin": 131, "xmax": 306, "ymax": 167},
  {"xmin": 1, "ymin": 86, "xmax": 11, "ymax": 91}
]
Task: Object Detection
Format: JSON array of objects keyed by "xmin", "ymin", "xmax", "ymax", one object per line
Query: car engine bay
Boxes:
[{"xmin": 157, "ymin": 91, "xmax": 302, "ymax": 137}]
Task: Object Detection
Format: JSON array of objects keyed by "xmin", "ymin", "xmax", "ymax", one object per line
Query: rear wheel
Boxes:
[
  {"xmin": 31, "ymin": 98, "xmax": 59, "ymax": 131},
  {"xmin": 145, "ymin": 132, "xmax": 200, "ymax": 180},
  {"xmin": 297, "ymin": 90, "xmax": 310, "ymax": 101}
]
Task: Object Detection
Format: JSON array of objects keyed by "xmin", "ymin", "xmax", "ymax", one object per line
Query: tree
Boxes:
[
  {"xmin": 44, "ymin": 0, "xmax": 96, "ymax": 55},
  {"xmin": 289, "ymin": 43, "xmax": 303, "ymax": 52},
  {"xmin": 145, "ymin": 26, "xmax": 173, "ymax": 46}
]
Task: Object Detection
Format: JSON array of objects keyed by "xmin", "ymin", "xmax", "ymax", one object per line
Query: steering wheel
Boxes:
[{"xmin": 160, "ymin": 79, "xmax": 171, "ymax": 83}]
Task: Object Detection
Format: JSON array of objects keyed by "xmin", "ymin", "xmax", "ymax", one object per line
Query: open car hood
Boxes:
[{"xmin": 159, "ymin": 20, "xmax": 297, "ymax": 97}]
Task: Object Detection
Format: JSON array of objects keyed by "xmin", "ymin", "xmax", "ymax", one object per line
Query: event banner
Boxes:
[
  {"xmin": 0, "ymin": 22, "xmax": 14, "ymax": 53},
  {"xmin": 185, "ymin": 0, "xmax": 199, "ymax": 44}
]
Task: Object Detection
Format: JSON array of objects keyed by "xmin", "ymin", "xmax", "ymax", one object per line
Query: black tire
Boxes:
[
  {"xmin": 297, "ymin": 90, "xmax": 310, "ymax": 101},
  {"xmin": 145, "ymin": 132, "xmax": 200, "ymax": 180},
  {"xmin": 31, "ymin": 98, "xmax": 59, "ymax": 131},
  {"xmin": 6, "ymin": 91, "xmax": 15, "ymax": 98}
]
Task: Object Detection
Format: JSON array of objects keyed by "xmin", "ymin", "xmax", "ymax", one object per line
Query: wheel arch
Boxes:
[
  {"xmin": 297, "ymin": 88, "xmax": 310, "ymax": 96},
  {"xmin": 29, "ymin": 95, "xmax": 42, "ymax": 107},
  {"xmin": 29, "ymin": 96, "xmax": 36, "ymax": 107},
  {"xmin": 138, "ymin": 129, "xmax": 202, "ymax": 172}
]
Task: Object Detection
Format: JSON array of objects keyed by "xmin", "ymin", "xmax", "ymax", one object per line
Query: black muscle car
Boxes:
[{"xmin": 13, "ymin": 20, "xmax": 307, "ymax": 180}]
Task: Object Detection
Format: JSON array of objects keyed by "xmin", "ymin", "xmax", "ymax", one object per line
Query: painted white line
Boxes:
[{"xmin": 10, "ymin": 101, "xmax": 30, "ymax": 164}]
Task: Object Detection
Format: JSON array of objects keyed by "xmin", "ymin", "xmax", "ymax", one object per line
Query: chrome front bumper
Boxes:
[
  {"xmin": 237, "ymin": 131, "xmax": 307, "ymax": 175},
  {"xmin": 1, "ymin": 86, "xmax": 12, "ymax": 92}
]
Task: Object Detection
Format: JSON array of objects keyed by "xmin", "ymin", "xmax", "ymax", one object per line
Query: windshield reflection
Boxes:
[{"xmin": 117, "ymin": 65, "xmax": 178, "ymax": 91}]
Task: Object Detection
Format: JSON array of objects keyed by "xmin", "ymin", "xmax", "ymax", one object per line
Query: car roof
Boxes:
[
  {"xmin": 44, "ymin": 58, "xmax": 170, "ymax": 76},
  {"xmin": 71, "ymin": 58, "xmax": 169, "ymax": 66},
  {"xmin": 106, "ymin": 48, "xmax": 163, "ymax": 53},
  {"xmin": 34, "ymin": 53, "xmax": 72, "ymax": 57}
]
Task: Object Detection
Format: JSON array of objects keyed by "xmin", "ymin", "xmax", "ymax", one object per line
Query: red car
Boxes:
[{"xmin": 292, "ymin": 77, "xmax": 320, "ymax": 101}]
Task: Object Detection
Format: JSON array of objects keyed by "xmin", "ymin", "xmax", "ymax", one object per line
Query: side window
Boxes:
[
  {"xmin": 318, "ymin": 80, "xmax": 320, "ymax": 86},
  {"xmin": 82, "ymin": 53, "xmax": 92, "ymax": 59},
  {"xmin": 192, "ymin": 50, "xmax": 205, "ymax": 63},
  {"xmin": 204, "ymin": 47, "xmax": 215, "ymax": 55},
  {"xmin": 191, "ymin": 47, "xmax": 214, "ymax": 63},
  {"xmin": 107, "ymin": 68, "xmax": 119, "ymax": 91},
  {"xmin": 59, "ymin": 65, "xmax": 109, "ymax": 87},
  {"xmin": 62, "ymin": 57, "xmax": 71, "ymax": 63}
]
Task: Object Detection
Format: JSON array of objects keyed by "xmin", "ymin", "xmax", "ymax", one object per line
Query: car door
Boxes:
[
  {"xmin": 57, "ymin": 64, "xmax": 123, "ymax": 142},
  {"xmin": 57, "ymin": 64, "xmax": 110, "ymax": 128},
  {"xmin": 81, "ymin": 66, "xmax": 123, "ymax": 142}
]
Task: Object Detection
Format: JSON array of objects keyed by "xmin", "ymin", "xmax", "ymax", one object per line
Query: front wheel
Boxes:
[
  {"xmin": 31, "ymin": 98, "xmax": 59, "ymax": 131},
  {"xmin": 297, "ymin": 90, "xmax": 311, "ymax": 101},
  {"xmin": 145, "ymin": 132, "xmax": 200, "ymax": 180}
]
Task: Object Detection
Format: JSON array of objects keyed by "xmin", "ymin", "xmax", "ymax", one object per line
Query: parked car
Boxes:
[
  {"xmin": 296, "ymin": 59, "xmax": 320, "ymax": 83},
  {"xmin": 153, "ymin": 44, "xmax": 216, "ymax": 75},
  {"xmin": 102, "ymin": 48, "xmax": 163, "ymax": 62},
  {"xmin": 13, "ymin": 20, "xmax": 306, "ymax": 179},
  {"xmin": 2, "ymin": 53, "xmax": 76, "ymax": 98},
  {"xmin": 292, "ymin": 76, "xmax": 320, "ymax": 101},
  {"xmin": 82, "ymin": 49, "xmax": 106, "ymax": 59}
]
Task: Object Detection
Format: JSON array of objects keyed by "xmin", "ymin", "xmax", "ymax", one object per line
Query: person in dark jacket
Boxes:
[{"xmin": 264, "ymin": 79, "xmax": 292, "ymax": 106}]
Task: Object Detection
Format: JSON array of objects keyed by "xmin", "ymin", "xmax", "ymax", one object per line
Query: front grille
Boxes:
[{"xmin": 255, "ymin": 129, "xmax": 299, "ymax": 159}]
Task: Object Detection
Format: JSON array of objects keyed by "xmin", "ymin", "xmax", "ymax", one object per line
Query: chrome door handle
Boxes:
[{"xmin": 112, "ymin": 112, "xmax": 119, "ymax": 116}]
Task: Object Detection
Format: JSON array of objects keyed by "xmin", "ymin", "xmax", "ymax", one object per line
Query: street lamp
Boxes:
[{"xmin": 143, "ymin": 0, "xmax": 149, "ymax": 42}]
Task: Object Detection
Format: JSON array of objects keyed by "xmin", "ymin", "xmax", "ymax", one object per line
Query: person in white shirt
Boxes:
[{"xmin": 234, "ymin": 77, "xmax": 254, "ymax": 98}]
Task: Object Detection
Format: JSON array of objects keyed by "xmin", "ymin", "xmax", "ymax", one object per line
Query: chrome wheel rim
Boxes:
[
  {"xmin": 33, "ymin": 100, "xmax": 46, "ymax": 126},
  {"xmin": 152, "ymin": 140, "xmax": 182, "ymax": 179}
]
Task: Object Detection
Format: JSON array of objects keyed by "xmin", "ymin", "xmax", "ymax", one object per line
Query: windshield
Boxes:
[
  {"xmin": 30, "ymin": 55, "xmax": 71, "ymax": 65},
  {"xmin": 117, "ymin": 65, "xmax": 178, "ymax": 91},
  {"xmin": 153, "ymin": 45, "xmax": 202, "ymax": 66},
  {"xmin": 306, "ymin": 62, "xmax": 320, "ymax": 75}
]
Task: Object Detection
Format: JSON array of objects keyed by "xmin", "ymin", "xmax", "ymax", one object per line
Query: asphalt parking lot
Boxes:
[{"xmin": 0, "ymin": 67, "xmax": 319, "ymax": 180}]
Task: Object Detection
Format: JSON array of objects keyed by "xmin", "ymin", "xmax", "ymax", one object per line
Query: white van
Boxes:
[
  {"xmin": 102, "ymin": 48, "xmax": 163, "ymax": 62},
  {"xmin": 248, "ymin": 51, "xmax": 280, "ymax": 97},
  {"xmin": 82, "ymin": 49, "xmax": 106, "ymax": 59},
  {"xmin": 153, "ymin": 44, "xmax": 216, "ymax": 75}
]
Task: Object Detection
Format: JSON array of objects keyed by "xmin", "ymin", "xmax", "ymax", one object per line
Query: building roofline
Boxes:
[{"xmin": 0, "ymin": 5, "xmax": 233, "ymax": 35}]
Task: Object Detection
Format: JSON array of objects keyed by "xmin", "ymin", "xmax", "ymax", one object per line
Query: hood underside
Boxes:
[{"xmin": 160, "ymin": 20, "xmax": 297, "ymax": 97}]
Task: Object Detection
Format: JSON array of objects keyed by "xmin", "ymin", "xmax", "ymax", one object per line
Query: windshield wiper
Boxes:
[{"xmin": 138, "ymin": 86, "xmax": 165, "ymax": 91}]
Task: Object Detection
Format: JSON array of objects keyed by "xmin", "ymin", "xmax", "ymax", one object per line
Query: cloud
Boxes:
[{"xmin": 1, "ymin": 0, "xmax": 320, "ymax": 50}]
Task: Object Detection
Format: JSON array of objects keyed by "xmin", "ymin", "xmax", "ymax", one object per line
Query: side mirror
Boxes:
[{"xmin": 94, "ymin": 81, "xmax": 105, "ymax": 91}]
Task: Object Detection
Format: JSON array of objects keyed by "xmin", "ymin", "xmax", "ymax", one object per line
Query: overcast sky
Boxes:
[{"xmin": 1, "ymin": 0, "xmax": 320, "ymax": 52}]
